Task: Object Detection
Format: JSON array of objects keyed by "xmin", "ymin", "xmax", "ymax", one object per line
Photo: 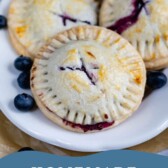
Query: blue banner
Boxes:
[{"xmin": 0, "ymin": 150, "xmax": 168, "ymax": 168}]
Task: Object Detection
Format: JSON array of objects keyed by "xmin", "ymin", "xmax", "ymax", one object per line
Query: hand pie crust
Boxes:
[
  {"xmin": 31, "ymin": 26, "xmax": 146, "ymax": 133},
  {"xmin": 8, "ymin": 0, "xmax": 98, "ymax": 58},
  {"xmin": 100, "ymin": 0, "xmax": 168, "ymax": 70}
]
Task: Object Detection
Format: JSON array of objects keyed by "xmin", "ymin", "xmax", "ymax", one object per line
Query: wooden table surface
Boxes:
[{"xmin": 0, "ymin": 112, "xmax": 167, "ymax": 157}]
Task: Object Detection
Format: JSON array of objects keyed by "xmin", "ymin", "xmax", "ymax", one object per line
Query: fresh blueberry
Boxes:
[
  {"xmin": 147, "ymin": 71, "xmax": 167, "ymax": 90},
  {"xmin": 14, "ymin": 93, "xmax": 35, "ymax": 111},
  {"xmin": 18, "ymin": 147, "xmax": 34, "ymax": 152},
  {"xmin": 14, "ymin": 56, "xmax": 33, "ymax": 71},
  {"xmin": 17, "ymin": 71, "xmax": 30, "ymax": 89},
  {"xmin": 0, "ymin": 15, "xmax": 7, "ymax": 29}
]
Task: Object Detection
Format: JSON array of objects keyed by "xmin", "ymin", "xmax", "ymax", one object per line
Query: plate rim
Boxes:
[{"xmin": 0, "ymin": 100, "xmax": 168, "ymax": 152}]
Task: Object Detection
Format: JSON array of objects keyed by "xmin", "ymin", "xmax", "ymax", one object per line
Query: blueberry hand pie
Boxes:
[
  {"xmin": 31, "ymin": 26, "xmax": 146, "ymax": 133},
  {"xmin": 8, "ymin": 0, "xmax": 98, "ymax": 58},
  {"xmin": 100, "ymin": 0, "xmax": 168, "ymax": 70}
]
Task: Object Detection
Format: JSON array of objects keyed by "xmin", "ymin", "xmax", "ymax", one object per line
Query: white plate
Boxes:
[{"xmin": 0, "ymin": 0, "xmax": 168, "ymax": 152}]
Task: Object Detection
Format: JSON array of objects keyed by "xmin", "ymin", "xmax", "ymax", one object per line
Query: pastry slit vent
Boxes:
[
  {"xmin": 43, "ymin": 79, "xmax": 48, "ymax": 83},
  {"xmin": 43, "ymin": 72, "xmax": 48, "ymax": 75},
  {"xmin": 59, "ymin": 58, "xmax": 97, "ymax": 85},
  {"xmin": 137, "ymin": 41, "xmax": 141, "ymax": 55},
  {"xmin": 48, "ymin": 88, "xmax": 52, "ymax": 92},
  {"xmin": 52, "ymin": 95, "xmax": 57, "ymax": 98},
  {"xmin": 50, "ymin": 11, "xmax": 91, "ymax": 26},
  {"xmin": 144, "ymin": 40, "xmax": 151, "ymax": 61},
  {"xmin": 75, "ymin": 113, "xmax": 78, "ymax": 122},
  {"xmin": 31, "ymin": 66, "xmax": 37, "ymax": 72},
  {"xmin": 83, "ymin": 115, "xmax": 86, "ymax": 125},
  {"xmin": 57, "ymin": 102, "xmax": 62, "ymax": 105},
  {"xmin": 66, "ymin": 110, "xmax": 70, "ymax": 119},
  {"xmin": 91, "ymin": 117, "xmax": 95, "ymax": 124}
]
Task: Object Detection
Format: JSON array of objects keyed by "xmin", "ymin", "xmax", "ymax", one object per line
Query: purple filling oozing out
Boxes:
[
  {"xmin": 63, "ymin": 119, "xmax": 115, "ymax": 132},
  {"xmin": 59, "ymin": 58, "xmax": 97, "ymax": 85},
  {"xmin": 58, "ymin": 14, "xmax": 91, "ymax": 26},
  {"xmin": 108, "ymin": 0, "xmax": 150, "ymax": 34},
  {"xmin": 46, "ymin": 107, "xmax": 115, "ymax": 132}
]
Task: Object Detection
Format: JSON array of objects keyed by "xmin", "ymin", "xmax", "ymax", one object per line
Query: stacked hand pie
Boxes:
[
  {"xmin": 8, "ymin": 0, "xmax": 98, "ymax": 58},
  {"xmin": 8, "ymin": 0, "xmax": 168, "ymax": 133},
  {"xmin": 100, "ymin": 0, "xmax": 168, "ymax": 70},
  {"xmin": 30, "ymin": 26, "xmax": 146, "ymax": 132}
]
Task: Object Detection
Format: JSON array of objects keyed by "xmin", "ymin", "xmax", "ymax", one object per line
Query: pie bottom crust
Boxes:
[{"xmin": 31, "ymin": 86, "xmax": 142, "ymax": 133}]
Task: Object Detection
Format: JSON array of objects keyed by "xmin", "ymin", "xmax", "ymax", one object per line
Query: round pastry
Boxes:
[
  {"xmin": 31, "ymin": 26, "xmax": 146, "ymax": 133},
  {"xmin": 100, "ymin": 0, "xmax": 168, "ymax": 70},
  {"xmin": 8, "ymin": 0, "xmax": 98, "ymax": 58}
]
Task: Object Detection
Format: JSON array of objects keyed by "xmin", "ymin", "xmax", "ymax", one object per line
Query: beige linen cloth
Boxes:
[{"xmin": 0, "ymin": 112, "xmax": 168, "ymax": 158}]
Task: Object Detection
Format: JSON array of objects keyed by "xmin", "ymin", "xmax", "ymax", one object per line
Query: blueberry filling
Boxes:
[
  {"xmin": 58, "ymin": 14, "xmax": 91, "ymax": 26},
  {"xmin": 108, "ymin": 0, "xmax": 150, "ymax": 34},
  {"xmin": 59, "ymin": 66, "xmax": 80, "ymax": 71},
  {"xmin": 60, "ymin": 14, "xmax": 91, "ymax": 26},
  {"xmin": 63, "ymin": 119, "xmax": 115, "ymax": 132},
  {"xmin": 59, "ymin": 58, "xmax": 97, "ymax": 85},
  {"xmin": 80, "ymin": 58, "xmax": 96, "ymax": 85}
]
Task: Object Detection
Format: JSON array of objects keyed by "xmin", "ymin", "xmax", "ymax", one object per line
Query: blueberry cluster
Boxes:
[
  {"xmin": 14, "ymin": 56, "xmax": 36, "ymax": 111},
  {"xmin": 15, "ymin": 56, "xmax": 33, "ymax": 89},
  {"xmin": 0, "ymin": 14, "xmax": 36, "ymax": 112}
]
